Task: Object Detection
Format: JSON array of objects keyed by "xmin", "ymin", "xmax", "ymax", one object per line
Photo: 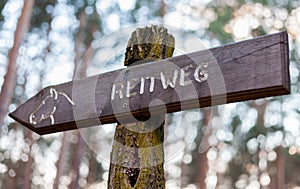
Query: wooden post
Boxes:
[{"xmin": 107, "ymin": 25, "xmax": 175, "ymax": 188}]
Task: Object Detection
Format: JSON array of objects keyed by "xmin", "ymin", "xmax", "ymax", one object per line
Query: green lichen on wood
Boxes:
[
  {"xmin": 108, "ymin": 25, "xmax": 175, "ymax": 189},
  {"xmin": 124, "ymin": 25, "xmax": 175, "ymax": 66}
]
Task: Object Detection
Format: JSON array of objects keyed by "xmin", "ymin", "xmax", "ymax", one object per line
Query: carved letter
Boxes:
[
  {"xmin": 160, "ymin": 70, "xmax": 178, "ymax": 89},
  {"xmin": 180, "ymin": 64, "xmax": 194, "ymax": 86},
  {"xmin": 111, "ymin": 82, "xmax": 124, "ymax": 100},
  {"xmin": 140, "ymin": 77, "xmax": 145, "ymax": 95},
  {"xmin": 146, "ymin": 76, "xmax": 156, "ymax": 93},
  {"xmin": 194, "ymin": 62, "xmax": 208, "ymax": 82},
  {"xmin": 126, "ymin": 78, "xmax": 138, "ymax": 98}
]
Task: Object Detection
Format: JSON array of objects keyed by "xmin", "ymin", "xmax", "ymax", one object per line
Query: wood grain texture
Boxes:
[{"xmin": 9, "ymin": 31, "xmax": 290, "ymax": 135}]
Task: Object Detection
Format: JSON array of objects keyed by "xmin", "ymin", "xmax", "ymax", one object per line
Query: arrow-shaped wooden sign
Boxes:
[{"xmin": 9, "ymin": 31, "xmax": 290, "ymax": 135}]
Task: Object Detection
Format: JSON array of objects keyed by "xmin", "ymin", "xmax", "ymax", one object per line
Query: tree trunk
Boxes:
[
  {"xmin": 69, "ymin": 27, "xmax": 93, "ymax": 189},
  {"xmin": 60, "ymin": 7, "xmax": 92, "ymax": 189},
  {"xmin": 68, "ymin": 45, "xmax": 93, "ymax": 188},
  {"xmin": 196, "ymin": 108, "xmax": 211, "ymax": 189},
  {"xmin": 70, "ymin": 131, "xmax": 85, "ymax": 189},
  {"xmin": 0, "ymin": 0, "xmax": 35, "ymax": 126},
  {"xmin": 87, "ymin": 149, "xmax": 98, "ymax": 184},
  {"xmin": 3, "ymin": 160, "xmax": 20, "ymax": 189},
  {"xmin": 23, "ymin": 131, "xmax": 34, "ymax": 189},
  {"xmin": 1, "ymin": 1, "xmax": 34, "ymax": 188},
  {"xmin": 53, "ymin": 133, "xmax": 67, "ymax": 189},
  {"xmin": 275, "ymin": 147, "xmax": 285, "ymax": 189},
  {"xmin": 108, "ymin": 25, "xmax": 175, "ymax": 189},
  {"xmin": 73, "ymin": 10, "xmax": 88, "ymax": 79}
]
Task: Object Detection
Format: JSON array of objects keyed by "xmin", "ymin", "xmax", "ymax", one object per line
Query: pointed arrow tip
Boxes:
[
  {"xmin": 8, "ymin": 107, "xmax": 39, "ymax": 134},
  {"xmin": 9, "ymin": 109, "xmax": 26, "ymax": 126},
  {"xmin": 8, "ymin": 109, "xmax": 18, "ymax": 122},
  {"xmin": 8, "ymin": 112, "xmax": 14, "ymax": 119}
]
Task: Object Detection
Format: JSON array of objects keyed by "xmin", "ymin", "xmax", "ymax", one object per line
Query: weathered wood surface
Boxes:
[
  {"xmin": 108, "ymin": 25, "xmax": 173, "ymax": 189},
  {"xmin": 9, "ymin": 31, "xmax": 290, "ymax": 135}
]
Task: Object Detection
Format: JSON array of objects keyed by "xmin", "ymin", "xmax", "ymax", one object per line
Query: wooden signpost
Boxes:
[{"xmin": 9, "ymin": 31, "xmax": 290, "ymax": 135}]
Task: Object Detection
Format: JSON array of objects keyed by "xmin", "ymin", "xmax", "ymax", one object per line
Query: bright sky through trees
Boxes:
[{"xmin": 1, "ymin": 0, "xmax": 300, "ymax": 188}]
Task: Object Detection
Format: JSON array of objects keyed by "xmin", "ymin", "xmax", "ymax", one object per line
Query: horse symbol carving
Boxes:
[{"xmin": 29, "ymin": 88, "xmax": 76, "ymax": 126}]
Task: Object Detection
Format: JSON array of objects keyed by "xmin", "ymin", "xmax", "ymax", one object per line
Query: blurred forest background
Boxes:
[{"xmin": 0, "ymin": 0, "xmax": 300, "ymax": 188}]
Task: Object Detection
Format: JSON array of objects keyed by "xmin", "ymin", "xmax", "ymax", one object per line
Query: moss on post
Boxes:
[{"xmin": 108, "ymin": 25, "xmax": 175, "ymax": 189}]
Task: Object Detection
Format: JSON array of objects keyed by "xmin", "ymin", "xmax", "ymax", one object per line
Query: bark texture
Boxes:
[{"xmin": 108, "ymin": 25, "xmax": 175, "ymax": 189}]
